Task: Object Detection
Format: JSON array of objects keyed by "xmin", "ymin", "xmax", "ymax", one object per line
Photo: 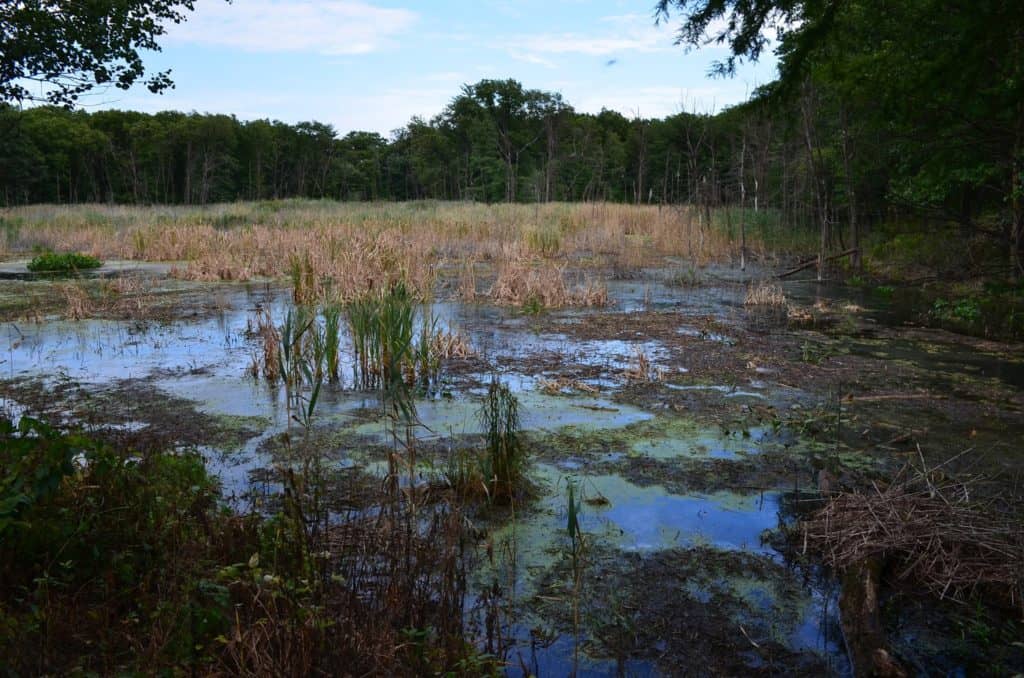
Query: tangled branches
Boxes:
[{"xmin": 802, "ymin": 456, "xmax": 1024, "ymax": 611}]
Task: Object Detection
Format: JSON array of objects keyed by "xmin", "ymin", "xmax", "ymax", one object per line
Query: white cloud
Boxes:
[
  {"xmin": 167, "ymin": 0, "xmax": 418, "ymax": 55},
  {"xmin": 507, "ymin": 50, "xmax": 557, "ymax": 68},
  {"xmin": 499, "ymin": 12, "xmax": 675, "ymax": 64}
]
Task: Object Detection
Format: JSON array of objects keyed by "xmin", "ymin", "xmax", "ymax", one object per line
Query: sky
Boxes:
[{"xmin": 95, "ymin": 0, "xmax": 780, "ymax": 137}]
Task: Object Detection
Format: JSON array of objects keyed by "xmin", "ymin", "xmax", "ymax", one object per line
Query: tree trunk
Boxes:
[
  {"xmin": 739, "ymin": 131, "xmax": 747, "ymax": 271},
  {"xmin": 840, "ymin": 106, "xmax": 861, "ymax": 271}
]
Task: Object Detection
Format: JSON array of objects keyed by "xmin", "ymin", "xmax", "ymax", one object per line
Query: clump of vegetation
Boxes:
[
  {"xmin": 744, "ymin": 280, "xmax": 786, "ymax": 307},
  {"xmin": 26, "ymin": 251, "xmax": 102, "ymax": 273},
  {"xmin": 524, "ymin": 224, "xmax": 562, "ymax": 256},
  {"xmin": 874, "ymin": 284, "xmax": 895, "ymax": 297},
  {"xmin": 477, "ymin": 377, "xmax": 526, "ymax": 503},
  {"xmin": 347, "ymin": 282, "xmax": 425, "ymax": 396},
  {"xmin": 0, "ymin": 415, "xmax": 492, "ymax": 675},
  {"xmin": 664, "ymin": 264, "xmax": 703, "ymax": 287},
  {"xmin": 487, "ymin": 260, "xmax": 608, "ymax": 309},
  {"xmin": 925, "ymin": 281, "xmax": 1024, "ymax": 339},
  {"xmin": 802, "ymin": 460, "xmax": 1024, "ymax": 610}
]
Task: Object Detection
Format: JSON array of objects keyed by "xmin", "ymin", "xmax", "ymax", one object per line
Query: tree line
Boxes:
[
  {"xmin": 0, "ymin": 83, "xmax": 767, "ymax": 209},
  {"xmin": 0, "ymin": 77, "xmax": 932, "ymax": 244},
  {"xmin": 2, "ymin": 37, "xmax": 1022, "ymax": 274}
]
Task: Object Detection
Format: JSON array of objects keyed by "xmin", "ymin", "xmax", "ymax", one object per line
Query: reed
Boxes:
[
  {"xmin": 477, "ymin": 377, "xmax": 524, "ymax": 503},
  {"xmin": 0, "ymin": 202, "xmax": 766, "ymax": 287},
  {"xmin": 744, "ymin": 280, "xmax": 787, "ymax": 307},
  {"xmin": 321, "ymin": 304, "xmax": 342, "ymax": 382}
]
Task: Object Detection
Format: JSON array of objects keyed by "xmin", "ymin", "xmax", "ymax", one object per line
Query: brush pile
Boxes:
[{"xmin": 802, "ymin": 460, "xmax": 1024, "ymax": 609}]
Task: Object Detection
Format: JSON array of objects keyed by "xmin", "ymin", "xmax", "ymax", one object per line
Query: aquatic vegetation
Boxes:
[
  {"xmin": 664, "ymin": 264, "xmax": 703, "ymax": 287},
  {"xmin": 58, "ymin": 282, "xmax": 90, "ymax": 320},
  {"xmin": 0, "ymin": 416, "xmax": 490, "ymax": 675},
  {"xmin": 477, "ymin": 377, "xmax": 525, "ymax": 503},
  {"xmin": 874, "ymin": 284, "xmax": 895, "ymax": 297},
  {"xmin": 524, "ymin": 224, "xmax": 562, "ymax": 256},
  {"xmin": 744, "ymin": 280, "xmax": 786, "ymax": 307},
  {"xmin": 564, "ymin": 475, "xmax": 586, "ymax": 670},
  {"xmin": 26, "ymin": 251, "xmax": 102, "ymax": 273},
  {"xmin": 289, "ymin": 252, "xmax": 319, "ymax": 304},
  {"xmin": 931, "ymin": 297, "xmax": 982, "ymax": 324},
  {"xmin": 625, "ymin": 347, "xmax": 664, "ymax": 382},
  {"xmin": 488, "ymin": 259, "xmax": 609, "ymax": 309},
  {"xmin": 346, "ymin": 284, "xmax": 456, "ymax": 399},
  {"xmin": 321, "ymin": 304, "xmax": 342, "ymax": 382}
]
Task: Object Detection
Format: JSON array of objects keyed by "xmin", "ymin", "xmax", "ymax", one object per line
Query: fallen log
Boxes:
[
  {"xmin": 777, "ymin": 248, "xmax": 859, "ymax": 279},
  {"xmin": 838, "ymin": 557, "xmax": 907, "ymax": 677}
]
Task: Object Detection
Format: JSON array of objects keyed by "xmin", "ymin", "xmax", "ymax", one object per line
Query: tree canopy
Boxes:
[
  {"xmin": 657, "ymin": 0, "xmax": 1024, "ymax": 274},
  {"xmin": 0, "ymin": 0, "xmax": 201, "ymax": 105}
]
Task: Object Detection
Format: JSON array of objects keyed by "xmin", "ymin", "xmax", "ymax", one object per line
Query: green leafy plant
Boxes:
[
  {"xmin": 26, "ymin": 251, "xmax": 102, "ymax": 273},
  {"xmin": 874, "ymin": 285, "xmax": 895, "ymax": 297}
]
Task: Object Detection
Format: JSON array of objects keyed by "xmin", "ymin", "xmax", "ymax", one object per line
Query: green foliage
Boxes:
[
  {"xmin": 26, "ymin": 250, "xmax": 102, "ymax": 272},
  {"xmin": 0, "ymin": 1, "xmax": 200, "ymax": 105},
  {"xmin": 0, "ymin": 416, "xmax": 231, "ymax": 671},
  {"xmin": 346, "ymin": 283, "xmax": 443, "ymax": 414},
  {"xmin": 477, "ymin": 377, "xmax": 524, "ymax": 503},
  {"xmin": 0, "ymin": 417, "xmax": 79, "ymax": 536},
  {"xmin": 926, "ymin": 288, "xmax": 1024, "ymax": 340},
  {"xmin": 874, "ymin": 285, "xmax": 895, "ymax": 298},
  {"xmin": 931, "ymin": 298, "xmax": 982, "ymax": 325},
  {"xmin": 521, "ymin": 294, "xmax": 545, "ymax": 315},
  {"xmin": 525, "ymin": 225, "xmax": 562, "ymax": 256}
]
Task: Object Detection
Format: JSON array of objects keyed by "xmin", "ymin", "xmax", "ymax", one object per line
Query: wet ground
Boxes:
[{"xmin": 3, "ymin": 259, "xmax": 1023, "ymax": 676}]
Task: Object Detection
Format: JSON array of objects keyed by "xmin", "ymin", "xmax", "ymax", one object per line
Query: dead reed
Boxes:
[
  {"xmin": 486, "ymin": 260, "xmax": 608, "ymax": 309},
  {"xmin": 802, "ymin": 458, "xmax": 1024, "ymax": 610},
  {"xmin": 744, "ymin": 280, "xmax": 787, "ymax": 307},
  {"xmin": 2, "ymin": 201, "xmax": 761, "ymax": 282}
]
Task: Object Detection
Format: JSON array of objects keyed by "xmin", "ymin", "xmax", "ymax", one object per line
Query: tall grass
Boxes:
[
  {"xmin": 345, "ymin": 283, "xmax": 448, "ymax": 403},
  {"xmin": 0, "ymin": 201, "xmax": 780, "ymax": 284},
  {"xmin": 477, "ymin": 378, "xmax": 524, "ymax": 503}
]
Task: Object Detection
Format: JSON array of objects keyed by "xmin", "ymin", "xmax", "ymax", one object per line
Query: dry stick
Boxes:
[
  {"xmin": 849, "ymin": 393, "xmax": 945, "ymax": 402},
  {"xmin": 777, "ymin": 248, "xmax": 859, "ymax": 279}
]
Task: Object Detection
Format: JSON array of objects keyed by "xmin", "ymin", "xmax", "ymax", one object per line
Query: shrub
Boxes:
[{"xmin": 26, "ymin": 251, "xmax": 102, "ymax": 272}]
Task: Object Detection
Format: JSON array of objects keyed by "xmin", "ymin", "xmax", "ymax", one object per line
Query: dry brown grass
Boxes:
[
  {"xmin": 2, "ymin": 200, "xmax": 748, "ymax": 273},
  {"xmin": 802, "ymin": 459, "xmax": 1024, "ymax": 610},
  {"xmin": 59, "ymin": 283, "xmax": 90, "ymax": 320},
  {"xmin": 537, "ymin": 376, "xmax": 600, "ymax": 395},
  {"xmin": 485, "ymin": 259, "xmax": 608, "ymax": 308},
  {"xmin": 54, "ymin": 279, "xmax": 160, "ymax": 321},
  {"xmin": 429, "ymin": 326, "xmax": 475, "ymax": 359},
  {"xmin": 744, "ymin": 280, "xmax": 787, "ymax": 307},
  {"xmin": 249, "ymin": 307, "xmax": 281, "ymax": 381}
]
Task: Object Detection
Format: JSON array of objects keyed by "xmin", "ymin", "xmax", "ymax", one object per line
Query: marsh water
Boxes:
[{"xmin": 3, "ymin": 262, "xmax": 1023, "ymax": 676}]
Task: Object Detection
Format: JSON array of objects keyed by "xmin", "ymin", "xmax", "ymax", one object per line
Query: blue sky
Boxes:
[{"xmin": 102, "ymin": 0, "xmax": 779, "ymax": 136}]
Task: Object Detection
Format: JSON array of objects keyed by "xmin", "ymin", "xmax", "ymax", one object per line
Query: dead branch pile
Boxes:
[{"xmin": 802, "ymin": 461, "xmax": 1024, "ymax": 609}]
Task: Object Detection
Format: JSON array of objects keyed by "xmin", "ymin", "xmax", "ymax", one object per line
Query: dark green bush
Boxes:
[
  {"xmin": 0, "ymin": 416, "xmax": 237, "ymax": 672},
  {"xmin": 26, "ymin": 251, "xmax": 103, "ymax": 272}
]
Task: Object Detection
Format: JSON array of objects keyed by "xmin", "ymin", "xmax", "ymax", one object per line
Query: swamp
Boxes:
[
  {"xmin": 3, "ymin": 0, "xmax": 1024, "ymax": 674},
  {"xmin": 1, "ymin": 201, "xmax": 1022, "ymax": 676}
]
